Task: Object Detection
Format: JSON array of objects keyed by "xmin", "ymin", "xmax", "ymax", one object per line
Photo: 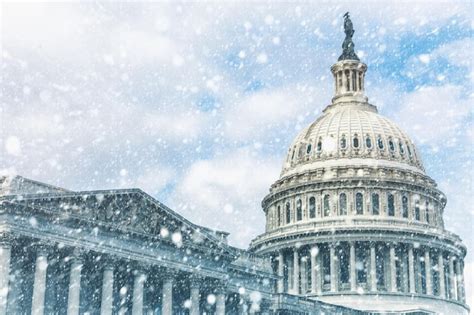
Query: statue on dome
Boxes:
[{"xmin": 338, "ymin": 12, "xmax": 360, "ymax": 61}]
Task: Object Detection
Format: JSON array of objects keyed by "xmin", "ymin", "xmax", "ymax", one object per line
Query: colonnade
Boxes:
[
  {"xmin": 0, "ymin": 239, "xmax": 233, "ymax": 315},
  {"xmin": 274, "ymin": 241, "xmax": 465, "ymax": 304}
]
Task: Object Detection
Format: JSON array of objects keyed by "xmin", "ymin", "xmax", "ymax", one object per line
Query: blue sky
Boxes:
[{"xmin": 1, "ymin": 0, "xmax": 472, "ymax": 283}]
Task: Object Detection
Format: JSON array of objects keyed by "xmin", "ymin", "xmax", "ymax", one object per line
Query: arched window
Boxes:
[
  {"xmin": 377, "ymin": 136, "xmax": 384, "ymax": 150},
  {"xmin": 414, "ymin": 201, "xmax": 420, "ymax": 221},
  {"xmin": 425, "ymin": 201, "xmax": 430, "ymax": 223},
  {"xmin": 407, "ymin": 143, "xmax": 413, "ymax": 157},
  {"xmin": 291, "ymin": 149, "xmax": 296, "ymax": 159},
  {"xmin": 277, "ymin": 206, "xmax": 281, "ymax": 226},
  {"xmin": 317, "ymin": 139, "xmax": 322, "ymax": 152},
  {"xmin": 339, "ymin": 193, "xmax": 347, "ymax": 215},
  {"xmin": 352, "ymin": 70, "xmax": 357, "ymax": 91},
  {"xmin": 355, "ymin": 192, "xmax": 364, "ymax": 215},
  {"xmin": 399, "ymin": 142, "xmax": 405, "ymax": 154},
  {"xmin": 307, "ymin": 144, "xmax": 312, "ymax": 154},
  {"xmin": 286, "ymin": 202, "xmax": 291, "ymax": 224},
  {"xmin": 372, "ymin": 193, "xmax": 380, "ymax": 215},
  {"xmin": 296, "ymin": 199, "xmax": 303, "ymax": 221},
  {"xmin": 388, "ymin": 138, "xmax": 395, "ymax": 152},
  {"xmin": 366, "ymin": 136, "xmax": 372, "ymax": 149},
  {"xmin": 387, "ymin": 193, "xmax": 395, "ymax": 216},
  {"xmin": 340, "ymin": 135, "xmax": 347, "ymax": 149},
  {"xmin": 353, "ymin": 135, "xmax": 359, "ymax": 148},
  {"xmin": 402, "ymin": 196, "xmax": 409, "ymax": 218},
  {"xmin": 309, "ymin": 197, "xmax": 316, "ymax": 219},
  {"xmin": 323, "ymin": 195, "xmax": 330, "ymax": 217}
]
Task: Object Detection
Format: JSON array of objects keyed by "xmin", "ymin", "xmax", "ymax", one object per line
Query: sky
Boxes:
[{"xmin": 1, "ymin": 0, "xmax": 473, "ymax": 305}]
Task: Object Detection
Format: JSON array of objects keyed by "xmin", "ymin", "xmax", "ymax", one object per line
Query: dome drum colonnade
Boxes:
[{"xmin": 250, "ymin": 13, "xmax": 468, "ymax": 314}]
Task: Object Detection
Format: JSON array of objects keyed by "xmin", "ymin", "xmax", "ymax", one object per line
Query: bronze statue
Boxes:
[{"xmin": 338, "ymin": 12, "xmax": 360, "ymax": 61}]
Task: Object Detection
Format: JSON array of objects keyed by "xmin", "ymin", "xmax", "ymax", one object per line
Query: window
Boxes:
[
  {"xmin": 388, "ymin": 138, "xmax": 395, "ymax": 152},
  {"xmin": 415, "ymin": 201, "xmax": 420, "ymax": 221},
  {"xmin": 353, "ymin": 135, "xmax": 359, "ymax": 148},
  {"xmin": 317, "ymin": 139, "xmax": 322, "ymax": 152},
  {"xmin": 377, "ymin": 136, "xmax": 384, "ymax": 150},
  {"xmin": 407, "ymin": 143, "xmax": 412, "ymax": 157},
  {"xmin": 352, "ymin": 70, "xmax": 357, "ymax": 91},
  {"xmin": 366, "ymin": 136, "xmax": 372, "ymax": 149},
  {"xmin": 323, "ymin": 195, "xmax": 330, "ymax": 217},
  {"xmin": 372, "ymin": 193, "xmax": 380, "ymax": 215},
  {"xmin": 339, "ymin": 193, "xmax": 347, "ymax": 215},
  {"xmin": 306, "ymin": 144, "xmax": 312, "ymax": 154},
  {"xmin": 291, "ymin": 149, "xmax": 296, "ymax": 159},
  {"xmin": 402, "ymin": 196, "xmax": 409, "ymax": 218},
  {"xmin": 296, "ymin": 199, "xmax": 303, "ymax": 221},
  {"xmin": 340, "ymin": 135, "xmax": 347, "ymax": 149},
  {"xmin": 356, "ymin": 192, "xmax": 364, "ymax": 215},
  {"xmin": 309, "ymin": 197, "xmax": 316, "ymax": 218},
  {"xmin": 286, "ymin": 202, "xmax": 291, "ymax": 224},
  {"xmin": 387, "ymin": 193, "xmax": 395, "ymax": 216},
  {"xmin": 277, "ymin": 206, "xmax": 281, "ymax": 226},
  {"xmin": 425, "ymin": 201, "xmax": 430, "ymax": 223},
  {"xmin": 399, "ymin": 142, "xmax": 405, "ymax": 154}
]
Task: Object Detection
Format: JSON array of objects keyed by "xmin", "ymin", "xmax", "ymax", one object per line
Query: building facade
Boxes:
[{"xmin": 0, "ymin": 15, "xmax": 468, "ymax": 315}]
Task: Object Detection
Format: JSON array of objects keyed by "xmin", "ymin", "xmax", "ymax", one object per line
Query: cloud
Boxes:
[
  {"xmin": 223, "ymin": 85, "xmax": 329, "ymax": 142},
  {"xmin": 395, "ymin": 85, "xmax": 471, "ymax": 145},
  {"xmin": 170, "ymin": 148, "xmax": 281, "ymax": 248}
]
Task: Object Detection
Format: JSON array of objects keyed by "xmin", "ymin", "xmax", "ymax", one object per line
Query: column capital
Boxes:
[
  {"xmin": 101, "ymin": 256, "xmax": 116, "ymax": 270},
  {"xmin": 34, "ymin": 244, "xmax": 50, "ymax": 257},
  {"xmin": 0, "ymin": 232, "xmax": 13, "ymax": 246},
  {"xmin": 189, "ymin": 275, "xmax": 202, "ymax": 289},
  {"xmin": 68, "ymin": 248, "xmax": 86, "ymax": 264}
]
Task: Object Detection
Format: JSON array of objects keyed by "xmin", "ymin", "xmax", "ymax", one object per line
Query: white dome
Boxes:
[{"xmin": 281, "ymin": 102, "xmax": 424, "ymax": 178}]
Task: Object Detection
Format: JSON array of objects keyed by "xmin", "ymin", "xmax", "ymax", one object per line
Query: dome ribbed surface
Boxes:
[{"xmin": 281, "ymin": 104, "xmax": 424, "ymax": 178}]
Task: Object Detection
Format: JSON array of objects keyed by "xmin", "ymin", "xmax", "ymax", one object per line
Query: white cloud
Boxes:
[
  {"xmin": 171, "ymin": 148, "xmax": 281, "ymax": 247},
  {"xmin": 395, "ymin": 85, "xmax": 471, "ymax": 145},
  {"xmin": 224, "ymin": 86, "xmax": 327, "ymax": 141}
]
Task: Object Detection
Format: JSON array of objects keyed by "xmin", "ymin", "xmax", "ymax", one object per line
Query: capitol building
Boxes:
[{"xmin": 0, "ymin": 15, "xmax": 468, "ymax": 315}]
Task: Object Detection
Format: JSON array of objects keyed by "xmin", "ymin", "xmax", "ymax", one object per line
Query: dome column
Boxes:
[
  {"xmin": 448, "ymin": 256, "xmax": 457, "ymax": 300},
  {"xmin": 330, "ymin": 244, "xmax": 337, "ymax": 292},
  {"xmin": 424, "ymin": 249, "xmax": 433, "ymax": 295},
  {"xmin": 293, "ymin": 248, "xmax": 300, "ymax": 294},
  {"xmin": 369, "ymin": 243, "xmax": 377, "ymax": 292},
  {"xmin": 438, "ymin": 252, "xmax": 446, "ymax": 298},
  {"xmin": 389, "ymin": 244, "xmax": 397, "ymax": 293},
  {"xmin": 456, "ymin": 258, "xmax": 465, "ymax": 303},
  {"xmin": 349, "ymin": 242, "xmax": 356, "ymax": 292},
  {"xmin": 408, "ymin": 246, "xmax": 416, "ymax": 294},
  {"xmin": 310, "ymin": 246, "xmax": 321, "ymax": 294},
  {"xmin": 277, "ymin": 251, "xmax": 284, "ymax": 293}
]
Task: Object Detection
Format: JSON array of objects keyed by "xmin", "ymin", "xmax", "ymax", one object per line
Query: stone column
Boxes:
[
  {"xmin": 301, "ymin": 257, "xmax": 308, "ymax": 294},
  {"xmin": 349, "ymin": 242, "xmax": 356, "ymax": 291},
  {"xmin": 238, "ymin": 298, "xmax": 248, "ymax": 315},
  {"xmin": 132, "ymin": 271, "xmax": 146, "ymax": 315},
  {"xmin": 310, "ymin": 246, "xmax": 320, "ymax": 294},
  {"xmin": 449, "ymin": 256, "xmax": 457, "ymax": 300},
  {"xmin": 277, "ymin": 251, "xmax": 284, "ymax": 293},
  {"xmin": 329, "ymin": 245, "xmax": 337, "ymax": 292},
  {"xmin": 370, "ymin": 244, "xmax": 377, "ymax": 292},
  {"xmin": 389, "ymin": 244, "xmax": 397, "ymax": 293},
  {"xmin": 67, "ymin": 252, "xmax": 83, "ymax": 315},
  {"xmin": 424, "ymin": 249, "xmax": 432, "ymax": 295},
  {"xmin": 0, "ymin": 237, "xmax": 11, "ymax": 315},
  {"xmin": 455, "ymin": 258, "xmax": 464, "ymax": 302},
  {"xmin": 408, "ymin": 246, "xmax": 415, "ymax": 294},
  {"xmin": 293, "ymin": 248, "xmax": 299, "ymax": 294},
  {"xmin": 100, "ymin": 263, "xmax": 114, "ymax": 315},
  {"xmin": 190, "ymin": 278, "xmax": 200, "ymax": 315},
  {"xmin": 438, "ymin": 253, "xmax": 446, "ymax": 298},
  {"xmin": 31, "ymin": 247, "xmax": 48, "ymax": 315},
  {"xmin": 216, "ymin": 290, "xmax": 226, "ymax": 315},
  {"xmin": 161, "ymin": 274, "xmax": 174, "ymax": 315}
]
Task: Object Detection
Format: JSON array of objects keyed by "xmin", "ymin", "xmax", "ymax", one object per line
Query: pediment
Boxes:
[{"xmin": 1, "ymin": 188, "xmax": 236, "ymax": 258}]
